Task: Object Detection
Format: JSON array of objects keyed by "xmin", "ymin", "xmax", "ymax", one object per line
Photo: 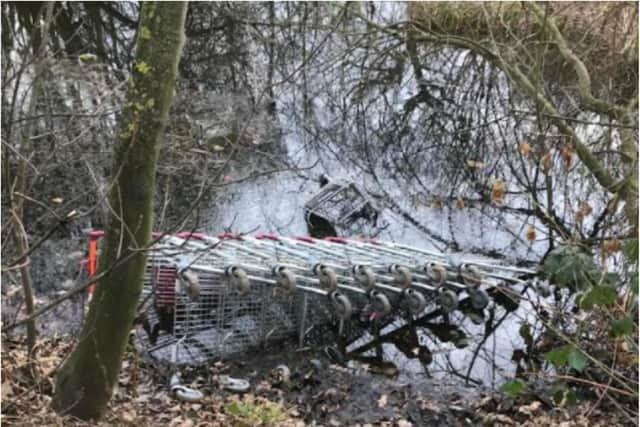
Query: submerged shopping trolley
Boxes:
[
  {"xmin": 82, "ymin": 230, "xmax": 535, "ymax": 366},
  {"xmin": 304, "ymin": 175, "xmax": 386, "ymax": 237}
]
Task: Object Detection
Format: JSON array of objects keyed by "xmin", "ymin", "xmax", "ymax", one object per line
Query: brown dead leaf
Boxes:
[
  {"xmin": 431, "ymin": 197, "xmax": 442, "ymax": 209},
  {"xmin": 494, "ymin": 413, "xmax": 515, "ymax": 425},
  {"xmin": 6, "ymin": 285, "xmax": 20, "ymax": 298},
  {"xmin": 578, "ymin": 200, "xmax": 593, "ymax": 216},
  {"xmin": 541, "ymin": 149, "xmax": 552, "ymax": 172},
  {"xmin": 456, "ymin": 195, "xmax": 465, "ymax": 209},
  {"xmin": 120, "ymin": 410, "xmax": 136, "ymax": 424},
  {"xmin": 466, "ymin": 160, "xmax": 485, "ymax": 169},
  {"xmin": 560, "ymin": 146, "xmax": 574, "ymax": 168},
  {"xmin": 2, "ymin": 380, "xmax": 13, "ymax": 399},
  {"xmin": 518, "ymin": 400, "xmax": 542, "ymax": 416},
  {"xmin": 602, "ymin": 239, "xmax": 621, "ymax": 255},
  {"xmin": 519, "ymin": 141, "xmax": 531, "ymax": 156},
  {"xmin": 525, "ymin": 225, "xmax": 536, "ymax": 242},
  {"xmin": 491, "ymin": 179, "xmax": 505, "ymax": 204}
]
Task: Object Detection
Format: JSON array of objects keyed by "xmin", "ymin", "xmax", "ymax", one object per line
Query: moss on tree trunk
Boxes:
[{"xmin": 51, "ymin": 2, "xmax": 187, "ymax": 420}]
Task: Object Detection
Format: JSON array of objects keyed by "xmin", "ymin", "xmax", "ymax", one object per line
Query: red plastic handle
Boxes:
[
  {"xmin": 176, "ymin": 231, "xmax": 205, "ymax": 240},
  {"xmin": 255, "ymin": 233, "xmax": 280, "ymax": 241},
  {"xmin": 293, "ymin": 236, "xmax": 315, "ymax": 243},
  {"xmin": 89, "ymin": 230, "xmax": 104, "ymax": 240},
  {"xmin": 324, "ymin": 236, "xmax": 347, "ymax": 243},
  {"xmin": 360, "ymin": 237, "xmax": 379, "ymax": 245},
  {"xmin": 217, "ymin": 232, "xmax": 244, "ymax": 240}
]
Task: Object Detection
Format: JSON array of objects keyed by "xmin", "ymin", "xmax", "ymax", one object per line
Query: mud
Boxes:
[{"xmin": 220, "ymin": 340, "xmax": 481, "ymax": 426}]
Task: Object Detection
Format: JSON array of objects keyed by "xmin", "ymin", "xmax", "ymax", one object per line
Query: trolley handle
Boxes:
[
  {"xmin": 360, "ymin": 237, "xmax": 379, "ymax": 245},
  {"xmin": 293, "ymin": 235, "xmax": 315, "ymax": 243},
  {"xmin": 176, "ymin": 231, "xmax": 205, "ymax": 240},
  {"xmin": 255, "ymin": 233, "xmax": 280, "ymax": 241},
  {"xmin": 88, "ymin": 229, "xmax": 104, "ymax": 240},
  {"xmin": 218, "ymin": 232, "xmax": 244, "ymax": 240},
  {"xmin": 324, "ymin": 236, "xmax": 347, "ymax": 244}
]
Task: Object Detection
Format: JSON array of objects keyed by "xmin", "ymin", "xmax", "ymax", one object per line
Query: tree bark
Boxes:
[{"xmin": 52, "ymin": 2, "xmax": 187, "ymax": 420}]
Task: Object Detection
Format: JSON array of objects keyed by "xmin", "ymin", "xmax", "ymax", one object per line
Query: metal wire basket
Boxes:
[
  {"xmin": 83, "ymin": 231, "xmax": 534, "ymax": 366},
  {"xmin": 304, "ymin": 176, "xmax": 384, "ymax": 237}
]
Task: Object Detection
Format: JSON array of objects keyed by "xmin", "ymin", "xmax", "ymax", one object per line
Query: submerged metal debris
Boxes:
[{"xmin": 304, "ymin": 175, "xmax": 385, "ymax": 238}]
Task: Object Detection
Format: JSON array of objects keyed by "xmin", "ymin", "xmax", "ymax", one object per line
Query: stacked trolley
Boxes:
[{"xmin": 83, "ymin": 231, "xmax": 535, "ymax": 366}]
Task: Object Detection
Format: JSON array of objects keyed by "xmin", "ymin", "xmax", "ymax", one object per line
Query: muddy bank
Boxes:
[{"xmin": 224, "ymin": 343, "xmax": 480, "ymax": 426}]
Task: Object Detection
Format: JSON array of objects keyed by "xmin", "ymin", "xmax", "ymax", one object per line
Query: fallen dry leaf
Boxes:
[
  {"xmin": 466, "ymin": 160, "xmax": 485, "ymax": 169},
  {"xmin": 525, "ymin": 225, "xmax": 536, "ymax": 242},
  {"xmin": 491, "ymin": 179, "xmax": 505, "ymax": 204},
  {"xmin": 518, "ymin": 400, "xmax": 542, "ymax": 416},
  {"xmin": 541, "ymin": 149, "xmax": 552, "ymax": 172}
]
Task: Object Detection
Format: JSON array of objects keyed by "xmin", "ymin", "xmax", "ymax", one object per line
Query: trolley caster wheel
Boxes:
[
  {"xmin": 313, "ymin": 263, "xmax": 338, "ymax": 290},
  {"xmin": 369, "ymin": 290, "xmax": 391, "ymax": 316},
  {"xmin": 170, "ymin": 374, "xmax": 204, "ymax": 402},
  {"xmin": 459, "ymin": 263, "xmax": 484, "ymax": 286},
  {"xmin": 272, "ymin": 266, "xmax": 296, "ymax": 292},
  {"xmin": 424, "ymin": 262, "xmax": 448, "ymax": 286},
  {"xmin": 468, "ymin": 288, "xmax": 489, "ymax": 310},
  {"xmin": 388, "ymin": 264, "xmax": 412, "ymax": 288},
  {"xmin": 329, "ymin": 291, "xmax": 352, "ymax": 320},
  {"xmin": 403, "ymin": 288, "xmax": 427, "ymax": 314},
  {"xmin": 225, "ymin": 265, "xmax": 250, "ymax": 295},
  {"xmin": 437, "ymin": 289, "xmax": 459, "ymax": 313},
  {"xmin": 352, "ymin": 265, "xmax": 375, "ymax": 289},
  {"xmin": 179, "ymin": 269, "xmax": 201, "ymax": 301}
]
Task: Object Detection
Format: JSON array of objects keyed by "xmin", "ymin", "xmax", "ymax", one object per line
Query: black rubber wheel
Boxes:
[
  {"xmin": 437, "ymin": 289, "xmax": 459, "ymax": 313},
  {"xmin": 468, "ymin": 288, "xmax": 490, "ymax": 310},
  {"xmin": 403, "ymin": 288, "xmax": 427, "ymax": 314},
  {"xmin": 329, "ymin": 291, "xmax": 352, "ymax": 320}
]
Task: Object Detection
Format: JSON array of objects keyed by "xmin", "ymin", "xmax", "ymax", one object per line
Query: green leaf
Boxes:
[
  {"xmin": 565, "ymin": 389, "xmax": 578, "ymax": 406},
  {"xmin": 624, "ymin": 238, "xmax": 638, "ymax": 264},
  {"xmin": 499, "ymin": 378, "xmax": 526, "ymax": 397},
  {"xmin": 550, "ymin": 386, "xmax": 578, "ymax": 406},
  {"xmin": 135, "ymin": 61, "xmax": 151, "ymax": 74},
  {"xmin": 630, "ymin": 272, "xmax": 638, "ymax": 295},
  {"xmin": 226, "ymin": 401, "xmax": 241, "ymax": 416},
  {"xmin": 542, "ymin": 245, "xmax": 599, "ymax": 291},
  {"xmin": 580, "ymin": 285, "xmax": 617, "ymax": 310},
  {"xmin": 140, "ymin": 26, "xmax": 151, "ymax": 40},
  {"xmin": 545, "ymin": 345, "xmax": 572, "ymax": 367},
  {"xmin": 604, "ymin": 272, "xmax": 620, "ymax": 286},
  {"xmin": 609, "ymin": 316, "xmax": 634, "ymax": 337},
  {"xmin": 519, "ymin": 323, "xmax": 533, "ymax": 346},
  {"xmin": 551, "ymin": 386, "xmax": 565, "ymax": 405},
  {"xmin": 567, "ymin": 349, "xmax": 587, "ymax": 372}
]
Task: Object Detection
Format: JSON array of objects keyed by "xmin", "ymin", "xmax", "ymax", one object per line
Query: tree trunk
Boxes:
[{"xmin": 52, "ymin": 2, "xmax": 187, "ymax": 420}]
